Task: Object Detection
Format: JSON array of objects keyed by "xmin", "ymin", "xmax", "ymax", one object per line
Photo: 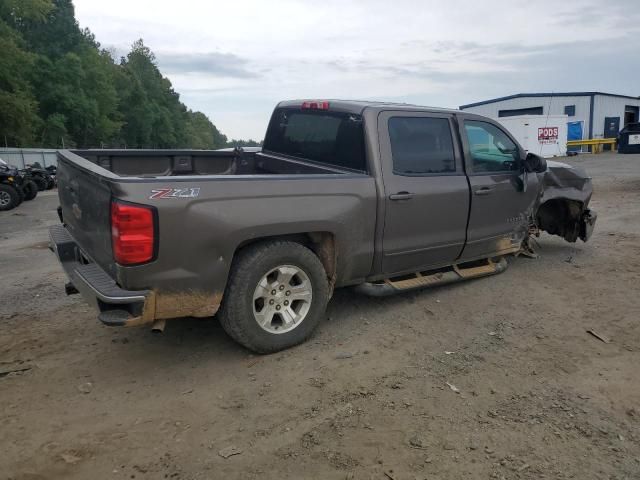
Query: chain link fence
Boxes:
[{"xmin": 0, "ymin": 148, "xmax": 58, "ymax": 169}]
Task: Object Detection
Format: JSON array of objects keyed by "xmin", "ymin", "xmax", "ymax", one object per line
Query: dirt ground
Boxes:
[{"xmin": 1, "ymin": 152, "xmax": 639, "ymax": 480}]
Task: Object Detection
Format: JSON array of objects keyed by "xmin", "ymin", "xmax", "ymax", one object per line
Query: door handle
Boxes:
[
  {"xmin": 473, "ymin": 186, "xmax": 495, "ymax": 196},
  {"xmin": 389, "ymin": 192, "xmax": 414, "ymax": 201}
]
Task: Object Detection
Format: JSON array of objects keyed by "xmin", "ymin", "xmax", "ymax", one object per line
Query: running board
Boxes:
[{"xmin": 355, "ymin": 257, "xmax": 508, "ymax": 296}]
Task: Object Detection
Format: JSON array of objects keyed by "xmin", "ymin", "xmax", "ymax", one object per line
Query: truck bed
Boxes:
[{"xmin": 71, "ymin": 148, "xmax": 352, "ymax": 177}]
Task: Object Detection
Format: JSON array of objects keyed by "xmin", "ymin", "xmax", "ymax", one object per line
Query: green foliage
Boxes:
[
  {"xmin": 185, "ymin": 111, "xmax": 228, "ymax": 149},
  {"xmin": 0, "ymin": 89, "xmax": 41, "ymax": 146},
  {"xmin": 0, "ymin": 4, "xmax": 42, "ymax": 145},
  {"xmin": 0, "ymin": 0, "xmax": 53, "ymax": 23},
  {"xmin": 0, "ymin": 2, "xmax": 232, "ymax": 149},
  {"xmin": 226, "ymin": 138, "xmax": 263, "ymax": 148},
  {"xmin": 40, "ymin": 112, "xmax": 69, "ymax": 147}
]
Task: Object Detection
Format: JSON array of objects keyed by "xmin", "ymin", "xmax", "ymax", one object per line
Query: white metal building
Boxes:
[{"xmin": 459, "ymin": 92, "xmax": 640, "ymax": 142}]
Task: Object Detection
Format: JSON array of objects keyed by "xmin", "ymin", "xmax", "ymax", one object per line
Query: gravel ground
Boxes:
[{"xmin": 1, "ymin": 153, "xmax": 639, "ymax": 480}]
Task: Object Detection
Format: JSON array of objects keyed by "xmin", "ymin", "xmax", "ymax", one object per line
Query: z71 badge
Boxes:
[{"xmin": 149, "ymin": 187, "xmax": 200, "ymax": 199}]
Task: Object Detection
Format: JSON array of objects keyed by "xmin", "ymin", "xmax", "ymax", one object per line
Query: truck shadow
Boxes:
[{"xmin": 104, "ymin": 240, "xmax": 584, "ymax": 368}]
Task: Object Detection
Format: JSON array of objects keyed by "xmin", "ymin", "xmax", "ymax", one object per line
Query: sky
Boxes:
[{"xmin": 73, "ymin": 0, "xmax": 640, "ymax": 140}]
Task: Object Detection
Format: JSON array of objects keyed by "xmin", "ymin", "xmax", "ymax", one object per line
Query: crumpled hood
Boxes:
[{"xmin": 538, "ymin": 160, "xmax": 593, "ymax": 206}]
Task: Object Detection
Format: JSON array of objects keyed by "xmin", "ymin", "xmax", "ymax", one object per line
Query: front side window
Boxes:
[
  {"xmin": 464, "ymin": 121, "xmax": 520, "ymax": 173},
  {"xmin": 388, "ymin": 116, "xmax": 455, "ymax": 175}
]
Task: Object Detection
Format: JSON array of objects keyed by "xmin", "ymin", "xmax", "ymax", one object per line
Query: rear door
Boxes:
[
  {"xmin": 458, "ymin": 118, "xmax": 539, "ymax": 261},
  {"xmin": 379, "ymin": 111, "xmax": 470, "ymax": 275}
]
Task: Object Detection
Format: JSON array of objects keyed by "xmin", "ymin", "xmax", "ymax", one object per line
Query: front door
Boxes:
[
  {"xmin": 458, "ymin": 118, "xmax": 539, "ymax": 261},
  {"xmin": 379, "ymin": 112, "xmax": 470, "ymax": 276}
]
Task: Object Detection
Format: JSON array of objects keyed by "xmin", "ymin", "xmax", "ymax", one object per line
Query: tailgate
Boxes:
[{"xmin": 57, "ymin": 152, "xmax": 114, "ymax": 273}]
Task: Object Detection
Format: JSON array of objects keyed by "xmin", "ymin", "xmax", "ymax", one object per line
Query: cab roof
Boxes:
[{"xmin": 276, "ymin": 99, "xmax": 461, "ymax": 116}]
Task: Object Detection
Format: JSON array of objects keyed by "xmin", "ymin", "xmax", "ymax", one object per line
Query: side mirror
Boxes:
[{"xmin": 524, "ymin": 152, "xmax": 547, "ymax": 173}]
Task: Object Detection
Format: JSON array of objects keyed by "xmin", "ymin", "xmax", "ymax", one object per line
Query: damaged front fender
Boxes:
[{"xmin": 535, "ymin": 160, "xmax": 597, "ymax": 243}]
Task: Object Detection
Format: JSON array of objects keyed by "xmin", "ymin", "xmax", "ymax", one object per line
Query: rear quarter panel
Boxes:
[{"xmin": 112, "ymin": 175, "xmax": 378, "ymax": 298}]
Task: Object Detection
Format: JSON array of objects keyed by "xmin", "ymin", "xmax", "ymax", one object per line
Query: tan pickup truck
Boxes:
[{"xmin": 50, "ymin": 100, "xmax": 596, "ymax": 352}]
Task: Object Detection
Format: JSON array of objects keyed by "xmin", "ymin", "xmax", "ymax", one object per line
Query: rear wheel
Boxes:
[
  {"xmin": 0, "ymin": 184, "xmax": 20, "ymax": 211},
  {"xmin": 219, "ymin": 241, "xmax": 329, "ymax": 353},
  {"xmin": 22, "ymin": 180, "xmax": 38, "ymax": 200}
]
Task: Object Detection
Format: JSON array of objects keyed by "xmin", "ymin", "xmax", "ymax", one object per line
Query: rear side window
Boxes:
[
  {"xmin": 388, "ymin": 117, "xmax": 455, "ymax": 175},
  {"xmin": 263, "ymin": 108, "xmax": 366, "ymax": 172}
]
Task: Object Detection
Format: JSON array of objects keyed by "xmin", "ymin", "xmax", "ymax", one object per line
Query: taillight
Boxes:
[
  {"xmin": 111, "ymin": 200, "xmax": 156, "ymax": 265},
  {"xmin": 301, "ymin": 101, "xmax": 329, "ymax": 110}
]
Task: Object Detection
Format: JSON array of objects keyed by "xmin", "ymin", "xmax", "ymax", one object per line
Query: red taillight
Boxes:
[
  {"xmin": 111, "ymin": 201, "xmax": 155, "ymax": 265},
  {"xmin": 301, "ymin": 100, "xmax": 329, "ymax": 110}
]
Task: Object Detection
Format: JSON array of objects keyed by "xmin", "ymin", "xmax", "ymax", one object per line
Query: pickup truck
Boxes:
[{"xmin": 50, "ymin": 100, "xmax": 596, "ymax": 353}]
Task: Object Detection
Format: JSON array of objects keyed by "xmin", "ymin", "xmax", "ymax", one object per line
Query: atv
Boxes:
[
  {"xmin": 0, "ymin": 158, "xmax": 23, "ymax": 211},
  {"xmin": 46, "ymin": 164, "xmax": 57, "ymax": 185},
  {"xmin": 25, "ymin": 162, "xmax": 55, "ymax": 191},
  {"xmin": 18, "ymin": 167, "xmax": 39, "ymax": 200},
  {"xmin": 0, "ymin": 158, "xmax": 39, "ymax": 211}
]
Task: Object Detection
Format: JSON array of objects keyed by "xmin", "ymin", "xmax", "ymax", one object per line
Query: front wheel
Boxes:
[
  {"xmin": 0, "ymin": 184, "xmax": 20, "ymax": 211},
  {"xmin": 218, "ymin": 241, "xmax": 329, "ymax": 353}
]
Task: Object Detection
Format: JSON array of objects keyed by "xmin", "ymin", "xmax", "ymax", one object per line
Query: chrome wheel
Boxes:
[
  {"xmin": 0, "ymin": 191, "xmax": 11, "ymax": 207},
  {"xmin": 252, "ymin": 264, "xmax": 313, "ymax": 334}
]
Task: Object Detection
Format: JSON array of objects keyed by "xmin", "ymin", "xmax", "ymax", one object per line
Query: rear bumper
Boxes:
[{"xmin": 49, "ymin": 224, "xmax": 152, "ymax": 326}]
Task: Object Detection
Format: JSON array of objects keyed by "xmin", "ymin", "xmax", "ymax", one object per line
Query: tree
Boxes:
[
  {"xmin": 0, "ymin": 1, "xmax": 50, "ymax": 145},
  {"xmin": 0, "ymin": 89, "xmax": 41, "ymax": 146},
  {"xmin": 0, "ymin": 5, "xmax": 226, "ymax": 149},
  {"xmin": 226, "ymin": 138, "xmax": 263, "ymax": 148},
  {"xmin": 17, "ymin": 0, "xmax": 82, "ymax": 59},
  {"xmin": 0, "ymin": 0, "xmax": 53, "ymax": 23},
  {"xmin": 185, "ymin": 111, "xmax": 228, "ymax": 149},
  {"xmin": 119, "ymin": 39, "xmax": 194, "ymax": 148},
  {"xmin": 33, "ymin": 46, "xmax": 121, "ymax": 147},
  {"xmin": 40, "ymin": 112, "xmax": 68, "ymax": 147}
]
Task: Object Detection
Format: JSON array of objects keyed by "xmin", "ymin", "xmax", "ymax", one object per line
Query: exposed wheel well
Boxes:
[
  {"xmin": 235, "ymin": 232, "xmax": 337, "ymax": 288},
  {"xmin": 536, "ymin": 199, "xmax": 584, "ymax": 242}
]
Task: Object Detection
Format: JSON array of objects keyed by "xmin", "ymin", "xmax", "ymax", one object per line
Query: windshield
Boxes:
[{"xmin": 263, "ymin": 108, "xmax": 366, "ymax": 172}]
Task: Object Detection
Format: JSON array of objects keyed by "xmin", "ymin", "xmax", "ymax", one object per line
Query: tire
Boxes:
[
  {"xmin": 22, "ymin": 180, "xmax": 38, "ymax": 200},
  {"xmin": 219, "ymin": 240, "xmax": 329, "ymax": 353},
  {"xmin": 15, "ymin": 184, "xmax": 25, "ymax": 204},
  {"xmin": 0, "ymin": 184, "xmax": 20, "ymax": 211},
  {"xmin": 33, "ymin": 177, "xmax": 47, "ymax": 191},
  {"xmin": 46, "ymin": 177, "xmax": 55, "ymax": 189}
]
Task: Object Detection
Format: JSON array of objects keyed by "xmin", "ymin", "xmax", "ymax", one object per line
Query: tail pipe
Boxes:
[{"xmin": 151, "ymin": 319, "xmax": 166, "ymax": 333}]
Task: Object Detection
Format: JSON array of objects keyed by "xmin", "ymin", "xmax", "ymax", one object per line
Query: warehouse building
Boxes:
[{"xmin": 459, "ymin": 92, "xmax": 640, "ymax": 142}]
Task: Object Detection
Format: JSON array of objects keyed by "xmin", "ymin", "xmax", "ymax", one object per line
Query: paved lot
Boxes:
[{"xmin": 1, "ymin": 153, "xmax": 639, "ymax": 480}]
